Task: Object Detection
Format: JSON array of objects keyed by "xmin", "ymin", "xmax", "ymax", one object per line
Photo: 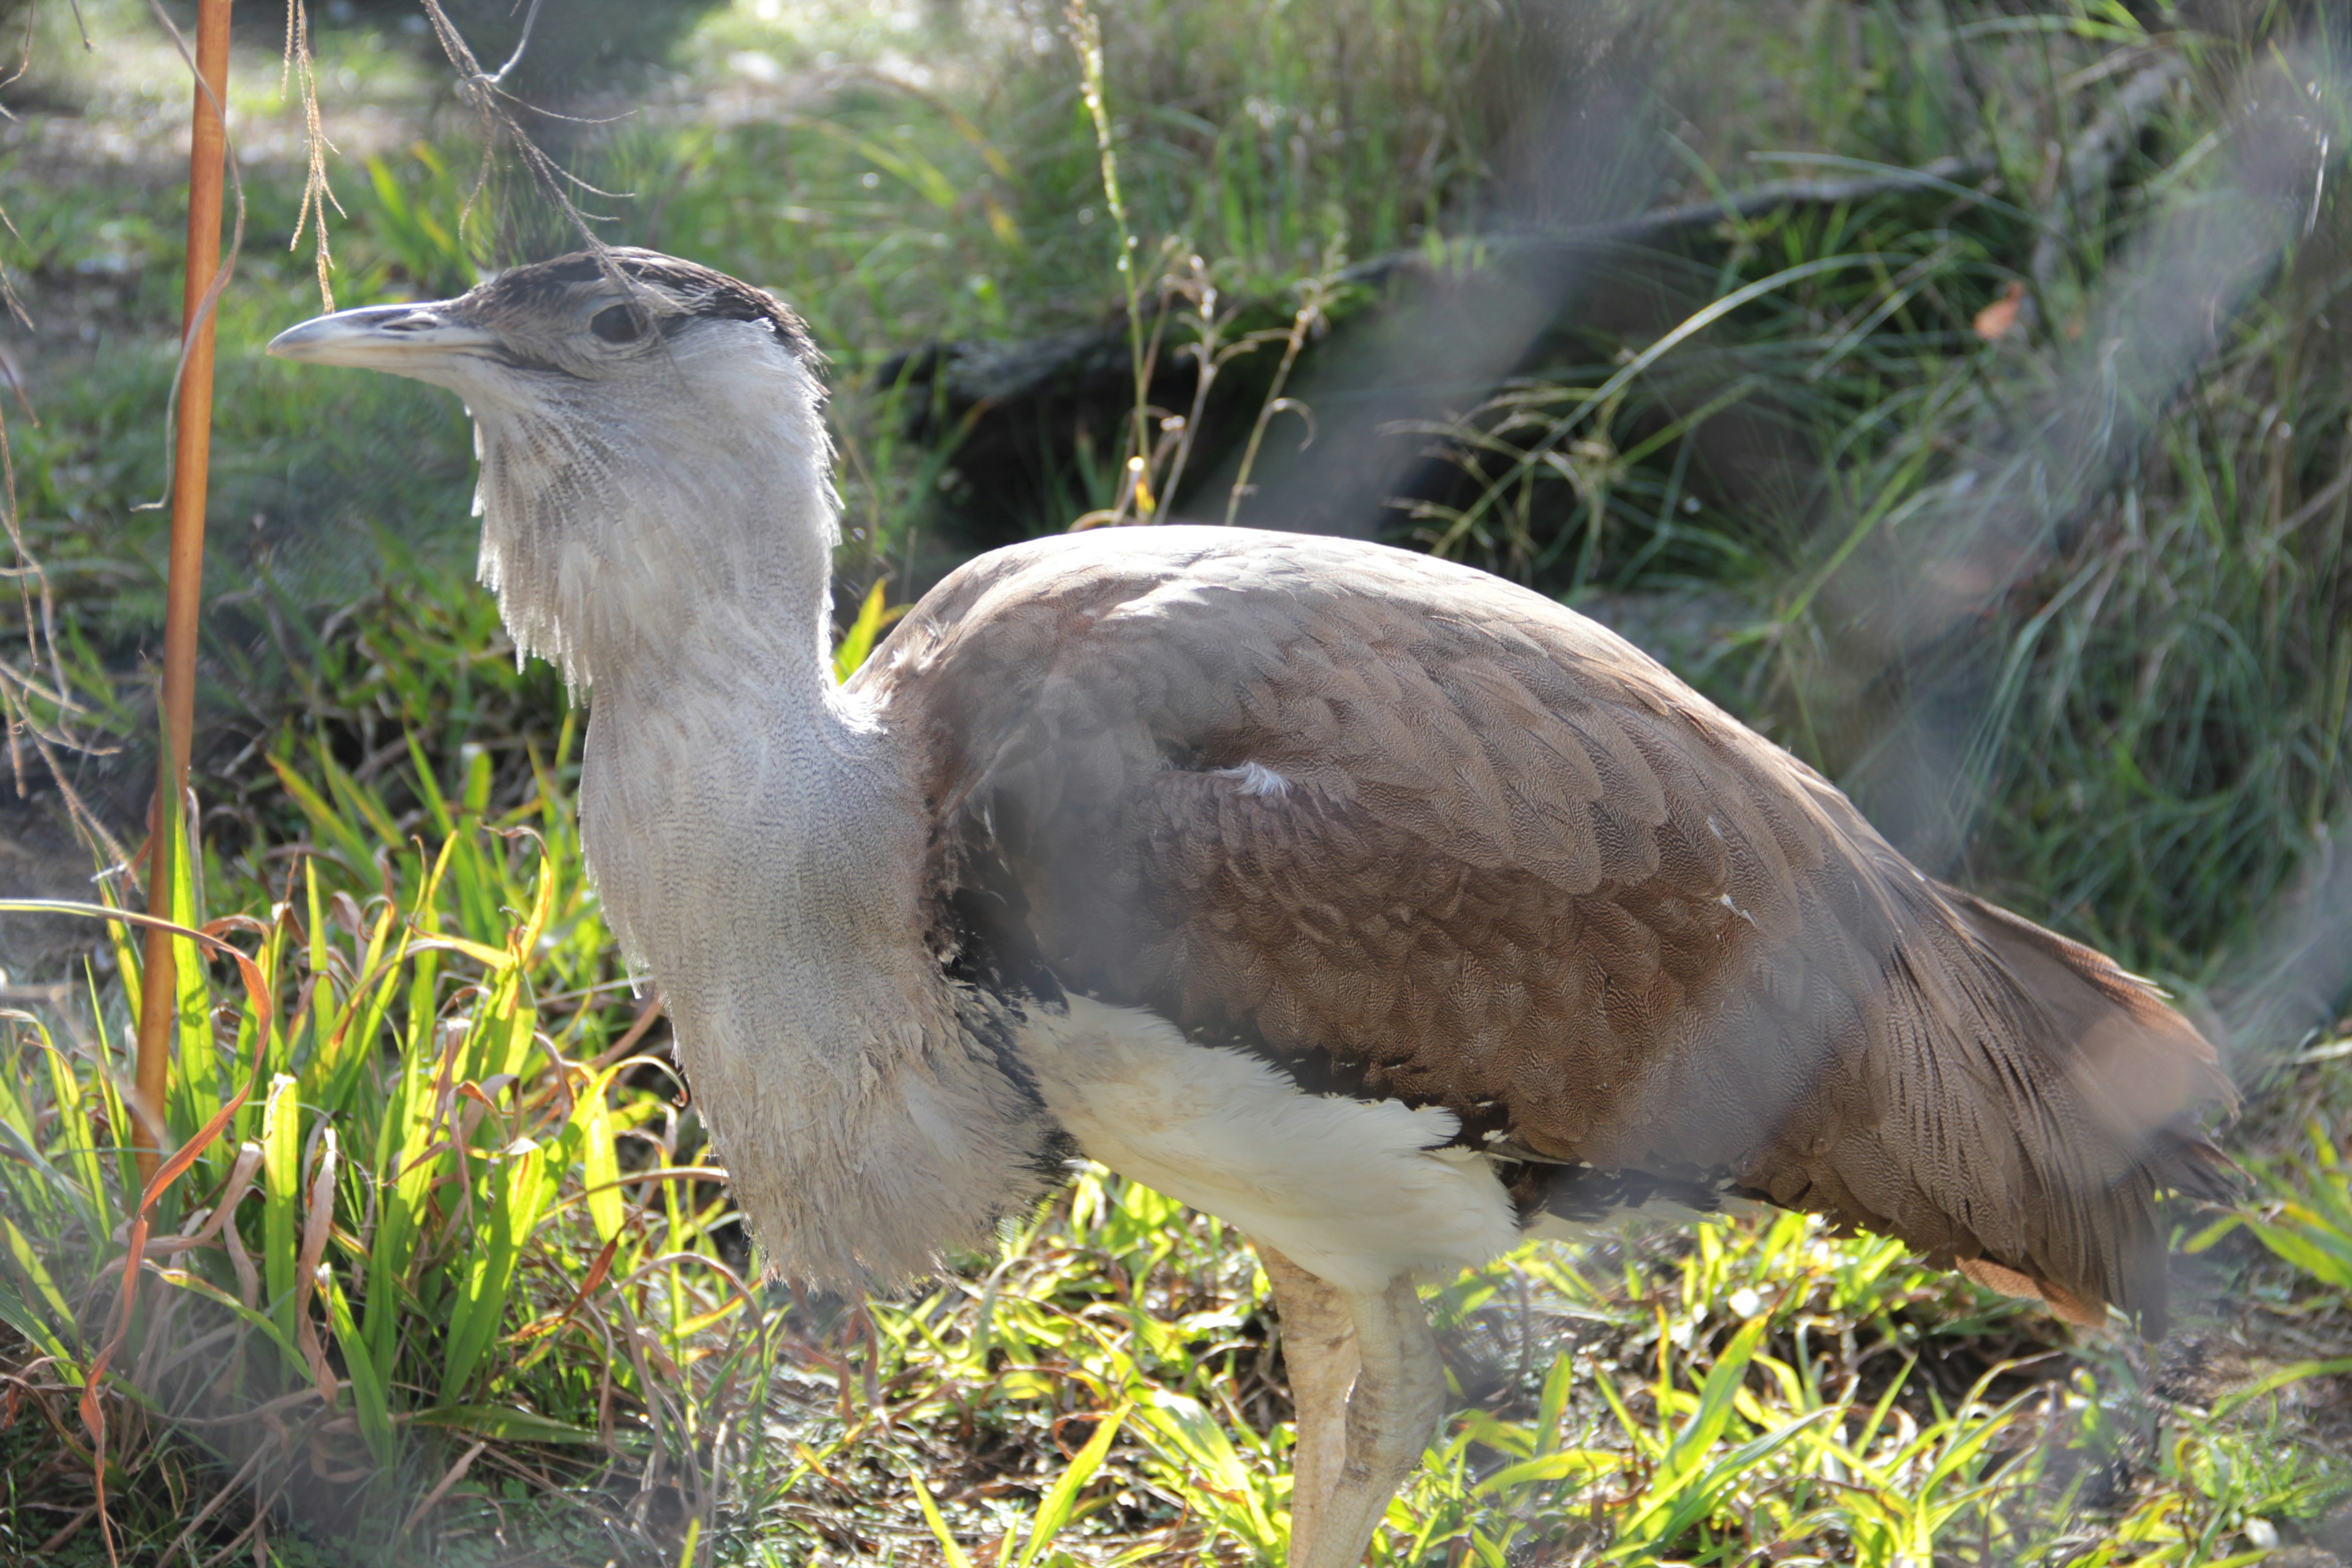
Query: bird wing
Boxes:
[{"xmin": 853, "ymin": 526, "xmax": 2231, "ymax": 1333}]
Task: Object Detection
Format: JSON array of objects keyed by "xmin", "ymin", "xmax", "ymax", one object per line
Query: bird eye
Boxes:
[{"xmin": 590, "ymin": 304, "xmax": 644, "ymax": 344}]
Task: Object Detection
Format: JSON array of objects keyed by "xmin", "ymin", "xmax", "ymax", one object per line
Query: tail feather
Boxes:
[{"xmin": 1931, "ymin": 881, "xmax": 2237, "ymax": 1336}]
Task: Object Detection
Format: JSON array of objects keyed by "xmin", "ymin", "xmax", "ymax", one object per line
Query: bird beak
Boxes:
[{"xmin": 266, "ymin": 301, "xmax": 503, "ymax": 379}]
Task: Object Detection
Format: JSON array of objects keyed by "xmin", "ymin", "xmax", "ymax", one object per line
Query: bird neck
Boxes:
[
  {"xmin": 471, "ymin": 389, "xmax": 842, "ymax": 696},
  {"xmin": 533, "ymin": 444, "xmax": 1058, "ymax": 1294},
  {"xmin": 472, "ymin": 382, "xmax": 894, "ymax": 966},
  {"xmin": 579, "ymin": 628, "xmax": 935, "ymax": 1066}
]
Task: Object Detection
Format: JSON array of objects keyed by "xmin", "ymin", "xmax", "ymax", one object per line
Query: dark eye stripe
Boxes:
[{"xmin": 480, "ymin": 249, "xmax": 823, "ymax": 367}]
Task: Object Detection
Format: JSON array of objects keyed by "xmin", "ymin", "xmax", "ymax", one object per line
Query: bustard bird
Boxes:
[{"xmin": 271, "ymin": 249, "xmax": 2231, "ymax": 1568}]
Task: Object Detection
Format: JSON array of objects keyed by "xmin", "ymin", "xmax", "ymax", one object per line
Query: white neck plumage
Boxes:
[{"xmin": 469, "ymin": 379, "xmax": 1060, "ymax": 1294}]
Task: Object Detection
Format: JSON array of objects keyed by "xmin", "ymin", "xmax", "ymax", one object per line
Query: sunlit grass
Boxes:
[
  {"xmin": 0, "ymin": 690, "xmax": 774, "ymax": 1558},
  {"xmin": 715, "ymin": 1178, "xmax": 2345, "ymax": 1566}
]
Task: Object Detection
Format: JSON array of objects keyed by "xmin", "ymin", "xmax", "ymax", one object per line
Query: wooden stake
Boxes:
[{"xmin": 134, "ymin": 0, "xmax": 234, "ymax": 1189}]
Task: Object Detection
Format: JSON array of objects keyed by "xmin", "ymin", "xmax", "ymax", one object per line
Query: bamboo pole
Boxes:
[{"xmin": 134, "ymin": 0, "xmax": 235, "ymax": 1189}]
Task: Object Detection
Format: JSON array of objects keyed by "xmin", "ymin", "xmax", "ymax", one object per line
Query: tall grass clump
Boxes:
[
  {"xmin": 0, "ymin": 714, "xmax": 794, "ymax": 1562},
  {"xmin": 1778, "ymin": 14, "xmax": 2352, "ymax": 976}
]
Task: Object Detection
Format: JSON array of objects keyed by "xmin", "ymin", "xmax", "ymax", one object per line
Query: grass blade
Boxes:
[
  {"xmin": 908, "ymin": 1468, "xmax": 979, "ymax": 1568},
  {"xmin": 1017, "ymin": 1400, "xmax": 1130, "ymax": 1568}
]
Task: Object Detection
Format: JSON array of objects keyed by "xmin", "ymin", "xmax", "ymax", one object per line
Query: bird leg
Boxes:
[
  {"xmin": 1259, "ymin": 1249, "xmax": 1445, "ymax": 1568},
  {"xmin": 1260, "ymin": 1245, "xmax": 1359, "ymax": 1562},
  {"xmin": 1315, "ymin": 1272, "xmax": 1444, "ymax": 1568}
]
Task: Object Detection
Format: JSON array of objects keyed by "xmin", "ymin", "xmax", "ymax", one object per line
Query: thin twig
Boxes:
[
  {"xmin": 1065, "ymin": 1, "xmax": 1150, "ymax": 512},
  {"xmin": 418, "ymin": 0, "xmax": 622, "ymax": 265},
  {"xmin": 402, "ymin": 1439, "xmax": 489, "ymax": 1536},
  {"xmin": 159, "ymin": 1438, "xmax": 273, "ymax": 1568},
  {"xmin": 1225, "ymin": 236, "xmax": 1346, "ymax": 526},
  {"xmin": 281, "ymin": 1, "xmax": 345, "ymax": 311}
]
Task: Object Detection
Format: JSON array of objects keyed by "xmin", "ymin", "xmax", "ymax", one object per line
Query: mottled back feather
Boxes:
[{"xmin": 853, "ymin": 527, "xmax": 2232, "ymax": 1333}]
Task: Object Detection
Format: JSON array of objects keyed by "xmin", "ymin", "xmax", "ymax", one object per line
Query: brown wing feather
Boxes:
[{"xmin": 856, "ymin": 527, "xmax": 2233, "ymax": 1335}]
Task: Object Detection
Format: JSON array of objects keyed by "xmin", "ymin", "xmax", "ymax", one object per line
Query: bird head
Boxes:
[{"xmin": 269, "ymin": 248, "xmax": 837, "ymax": 688}]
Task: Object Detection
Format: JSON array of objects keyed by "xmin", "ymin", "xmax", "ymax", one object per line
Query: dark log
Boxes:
[{"xmin": 879, "ymin": 156, "xmax": 1997, "ymax": 552}]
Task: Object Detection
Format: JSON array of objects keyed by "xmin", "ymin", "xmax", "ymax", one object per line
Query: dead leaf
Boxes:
[{"xmin": 1973, "ymin": 279, "xmax": 2027, "ymax": 341}]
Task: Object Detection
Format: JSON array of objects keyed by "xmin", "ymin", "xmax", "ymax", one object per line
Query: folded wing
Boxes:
[{"xmin": 856, "ymin": 526, "xmax": 2233, "ymax": 1333}]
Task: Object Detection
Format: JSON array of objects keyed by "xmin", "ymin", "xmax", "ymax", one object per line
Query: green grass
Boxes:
[
  {"xmin": 0, "ymin": 671, "xmax": 759, "ymax": 1562},
  {"xmin": 3, "ymin": 709, "xmax": 2343, "ymax": 1564},
  {"xmin": 2, "ymin": 0, "xmax": 2349, "ymax": 1562},
  {"xmin": 4, "ymin": 800, "xmax": 2341, "ymax": 1564}
]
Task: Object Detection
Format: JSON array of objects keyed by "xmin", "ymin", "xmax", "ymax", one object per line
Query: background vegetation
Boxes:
[{"xmin": 0, "ymin": 0, "xmax": 2347, "ymax": 1563}]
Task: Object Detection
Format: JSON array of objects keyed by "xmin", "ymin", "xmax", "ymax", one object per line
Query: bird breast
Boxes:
[
  {"xmin": 1017, "ymin": 995, "xmax": 1523, "ymax": 1292},
  {"xmin": 576, "ymin": 662, "xmax": 1066, "ymax": 1294}
]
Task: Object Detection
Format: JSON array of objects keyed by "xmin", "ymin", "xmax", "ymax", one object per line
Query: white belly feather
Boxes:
[{"xmin": 1016, "ymin": 996, "xmax": 1522, "ymax": 1292}]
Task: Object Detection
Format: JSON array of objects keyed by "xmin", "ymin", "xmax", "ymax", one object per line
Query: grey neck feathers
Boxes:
[
  {"xmin": 467, "ymin": 366, "xmax": 1060, "ymax": 1294},
  {"xmin": 470, "ymin": 382, "xmax": 837, "ymax": 695}
]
